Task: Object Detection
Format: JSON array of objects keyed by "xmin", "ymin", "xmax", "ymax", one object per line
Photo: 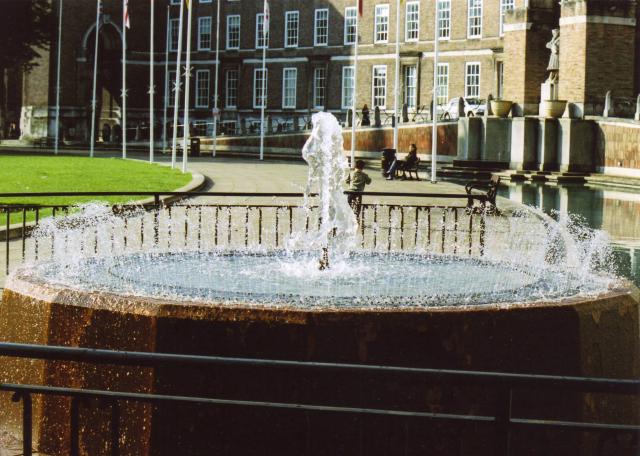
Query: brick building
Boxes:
[{"xmin": 13, "ymin": 0, "xmax": 640, "ymax": 141}]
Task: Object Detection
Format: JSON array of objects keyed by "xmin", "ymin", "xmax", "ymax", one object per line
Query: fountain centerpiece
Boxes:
[{"xmin": 0, "ymin": 113, "xmax": 638, "ymax": 455}]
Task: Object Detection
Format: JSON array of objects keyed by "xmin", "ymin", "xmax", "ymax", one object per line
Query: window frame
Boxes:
[
  {"xmin": 405, "ymin": 1, "xmax": 420, "ymax": 42},
  {"xmin": 341, "ymin": 66, "xmax": 355, "ymax": 110},
  {"xmin": 344, "ymin": 7, "xmax": 357, "ymax": 45},
  {"xmin": 169, "ymin": 18, "xmax": 180, "ymax": 52},
  {"xmin": 226, "ymin": 15, "xmax": 240, "ymax": 50},
  {"xmin": 438, "ymin": 0, "xmax": 451, "ymax": 40},
  {"xmin": 198, "ymin": 16, "xmax": 212, "ymax": 51},
  {"xmin": 282, "ymin": 67, "xmax": 297, "ymax": 109},
  {"xmin": 313, "ymin": 67, "xmax": 326, "ymax": 110},
  {"xmin": 436, "ymin": 63, "xmax": 449, "ymax": 106},
  {"xmin": 167, "ymin": 70, "xmax": 178, "ymax": 107},
  {"xmin": 314, "ymin": 8, "xmax": 329, "ymax": 47},
  {"xmin": 371, "ymin": 65, "xmax": 387, "ymax": 109},
  {"xmin": 500, "ymin": 0, "xmax": 515, "ymax": 36},
  {"xmin": 465, "ymin": 62, "xmax": 481, "ymax": 98},
  {"xmin": 285, "ymin": 11, "xmax": 299, "ymax": 48},
  {"xmin": 403, "ymin": 65, "xmax": 417, "ymax": 109},
  {"xmin": 374, "ymin": 4, "xmax": 390, "ymax": 44},
  {"xmin": 195, "ymin": 69, "xmax": 210, "ymax": 108},
  {"xmin": 255, "ymin": 13, "xmax": 269, "ymax": 49},
  {"xmin": 225, "ymin": 69, "xmax": 239, "ymax": 109},
  {"xmin": 253, "ymin": 67, "xmax": 268, "ymax": 109},
  {"xmin": 467, "ymin": 0, "xmax": 483, "ymax": 39}
]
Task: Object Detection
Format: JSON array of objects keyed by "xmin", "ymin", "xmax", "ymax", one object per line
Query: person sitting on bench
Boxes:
[{"xmin": 398, "ymin": 144, "xmax": 419, "ymax": 180}]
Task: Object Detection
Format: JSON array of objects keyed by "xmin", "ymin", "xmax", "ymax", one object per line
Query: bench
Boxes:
[
  {"xmin": 465, "ymin": 176, "xmax": 500, "ymax": 214},
  {"xmin": 399, "ymin": 157, "xmax": 421, "ymax": 180}
]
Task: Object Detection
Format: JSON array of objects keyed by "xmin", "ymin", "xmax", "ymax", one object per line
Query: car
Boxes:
[{"xmin": 442, "ymin": 97, "xmax": 486, "ymax": 120}]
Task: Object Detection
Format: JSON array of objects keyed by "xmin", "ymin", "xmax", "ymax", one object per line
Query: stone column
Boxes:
[
  {"xmin": 559, "ymin": 0, "xmax": 637, "ymax": 117},
  {"xmin": 502, "ymin": 0, "xmax": 558, "ymax": 116}
]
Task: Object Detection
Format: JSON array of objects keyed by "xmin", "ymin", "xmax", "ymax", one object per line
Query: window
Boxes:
[
  {"xmin": 199, "ymin": 0, "xmax": 212, "ymax": 3},
  {"xmin": 313, "ymin": 67, "xmax": 326, "ymax": 109},
  {"xmin": 285, "ymin": 11, "xmax": 299, "ymax": 48},
  {"xmin": 169, "ymin": 18, "xmax": 180, "ymax": 51},
  {"xmin": 314, "ymin": 9, "xmax": 329, "ymax": 46},
  {"xmin": 500, "ymin": 0, "xmax": 515, "ymax": 35},
  {"xmin": 198, "ymin": 17, "xmax": 212, "ymax": 50},
  {"xmin": 465, "ymin": 63, "xmax": 480, "ymax": 98},
  {"xmin": 344, "ymin": 7, "xmax": 357, "ymax": 45},
  {"xmin": 193, "ymin": 121, "xmax": 208, "ymax": 136},
  {"xmin": 372, "ymin": 65, "xmax": 387, "ymax": 108},
  {"xmin": 403, "ymin": 65, "xmax": 417, "ymax": 109},
  {"xmin": 405, "ymin": 2, "xmax": 419, "ymax": 42},
  {"xmin": 468, "ymin": 0, "xmax": 482, "ymax": 38},
  {"xmin": 254, "ymin": 68, "xmax": 267, "ymax": 108},
  {"xmin": 282, "ymin": 68, "xmax": 297, "ymax": 109},
  {"xmin": 168, "ymin": 70, "xmax": 178, "ymax": 107},
  {"xmin": 374, "ymin": 4, "xmax": 389, "ymax": 43},
  {"xmin": 438, "ymin": 0, "xmax": 451, "ymax": 39},
  {"xmin": 496, "ymin": 61, "xmax": 504, "ymax": 99},
  {"xmin": 436, "ymin": 63, "xmax": 449, "ymax": 106},
  {"xmin": 256, "ymin": 13, "xmax": 269, "ymax": 49},
  {"xmin": 226, "ymin": 15, "xmax": 240, "ymax": 49},
  {"xmin": 341, "ymin": 66, "xmax": 355, "ymax": 109},
  {"xmin": 225, "ymin": 69, "xmax": 239, "ymax": 108},
  {"xmin": 195, "ymin": 70, "xmax": 210, "ymax": 108}
]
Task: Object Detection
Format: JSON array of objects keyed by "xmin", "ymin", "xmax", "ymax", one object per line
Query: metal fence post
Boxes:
[
  {"xmin": 12, "ymin": 391, "xmax": 33, "ymax": 456},
  {"xmin": 495, "ymin": 387, "xmax": 513, "ymax": 456}
]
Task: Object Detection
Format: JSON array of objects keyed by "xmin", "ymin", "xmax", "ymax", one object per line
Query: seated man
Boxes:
[{"xmin": 399, "ymin": 143, "xmax": 419, "ymax": 180}]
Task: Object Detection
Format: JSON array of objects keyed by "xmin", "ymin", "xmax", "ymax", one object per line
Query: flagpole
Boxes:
[
  {"xmin": 54, "ymin": 0, "xmax": 63, "ymax": 155},
  {"xmin": 149, "ymin": 0, "xmax": 155, "ymax": 163},
  {"xmin": 393, "ymin": 0, "xmax": 401, "ymax": 151},
  {"xmin": 431, "ymin": 0, "xmax": 439, "ymax": 183},
  {"xmin": 171, "ymin": 0, "xmax": 186, "ymax": 169},
  {"xmin": 181, "ymin": 0, "xmax": 193, "ymax": 173},
  {"xmin": 350, "ymin": 1, "xmax": 359, "ymax": 169},
  {"xmin": 122, "ymin": 0, "xmax": 127, "ymax": 159},
  {"xmin": 162, "ymin": 5, "xmax": 170, "ymax": 151},
  {"xmin": 211, "ymin": 0, "xmax": 221, "ymax": 158},
  {"xmin": 259, "ymin": 0, "xmax": 268, "ymax": 162},
  {"xmin": 89, "ymin": 0, "xmax": 101, "ymax": 158}
]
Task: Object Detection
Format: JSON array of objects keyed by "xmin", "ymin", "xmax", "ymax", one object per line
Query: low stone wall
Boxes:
[
  {"xmin": 202, "ymin": 123, "xmax": 458, "ymax": 158},
  {"xmin": 595, "ymin": 119, "xmax": 640, "ymax": 177}
]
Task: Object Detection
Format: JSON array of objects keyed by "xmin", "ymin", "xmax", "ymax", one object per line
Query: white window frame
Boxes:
[
  {"xmin": 169, "ymin": 18, "xmax": 180, "ymax": 52},
  {"xmin": 225, "ymin": 69, "xmax": 239, "ymax": 109},
  {"xmin": 226, "ymin": 15, "xmax": 240, "ymax": 50},
  {"xmin": 253, "ymin": 68, "xmax": 268, "ymax": 109},
  {"xmin": 374, "ymin": 4, "xmax": 389, "ymax": 44},
  {"xmin": 341, "ymin": 66, "xmax": 355, "ymax": 110},
  {"xmin": 438, "ymin": 0, "xmax": 451, "ymax": 40},
  {"xmin": 195, "ymin": 70, "xmax": 210, "ymax": 108},
  {"xmin": 285, "ymin": 11, "xmax": 299, "ymax": 48},
  {"xmin": 372, "ymin": 65, "xmax": 387, "ymax": 109},
  {"xmin": 436, "ymin": 63, "xmax": 449, "ymax": 106},
  {"xmin": 282, "ymin": 68, "xmax": 297, "ymax": 109},
  {"xmin": 500, "ymin": 0, "xmax": 515, "ymax": 35},
  {"xmin": 313, "ymin": 67, "xmax": 326, "ymax": 109},
  {"xmin": 344, "ymin": 7, "xmax": 357, "ymax": 45},
  {"xmin": 465, "ymin": 62, "xmax": 481, "ymax": 98},
  {"xmin": 403, "ymin": 65, "xmax": 417, "ymax": 109},
  {"xmin": 198, "ymin": 17, "xmax": 212, "ymax": 51},
  {"xmin": 314, "ymin": 9, "xmax": 329, "ymax": 46},
  {"xmin": 467, "ymin": 0, "xmax": 483, "ymax": 39},
  {"xmin": 256, "ymin": 13, "xmax": 269, "ymax": 49},
  {"xmin": 405, "ymin": 2, "xmax": 420, "ymax": 42}
]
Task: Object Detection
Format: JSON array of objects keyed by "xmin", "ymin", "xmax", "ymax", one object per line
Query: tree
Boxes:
[{"xmin": 0, "ymin": 0, "xmax": 53, "ymax": 138}]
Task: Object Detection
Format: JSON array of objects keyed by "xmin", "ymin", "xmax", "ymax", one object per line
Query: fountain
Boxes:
[{"xmin": 0, "ymin": 113, "xmax": 638, "ymax": 455}]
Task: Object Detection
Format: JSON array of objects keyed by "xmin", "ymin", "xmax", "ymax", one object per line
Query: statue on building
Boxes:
[{"xmin": 545, "ymin": 29, "xmax": 560, "ymax": 84}]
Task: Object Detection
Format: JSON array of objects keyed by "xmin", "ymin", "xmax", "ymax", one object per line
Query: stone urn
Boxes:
[
  {"xmin": 490, "ymin": 100, "xmax": 513, "ymax": 118},
  {"xmin": 540, "ymin": 100, "xmax": 567, "ymax": 118}
]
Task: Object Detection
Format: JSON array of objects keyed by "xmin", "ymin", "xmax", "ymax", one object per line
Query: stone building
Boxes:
[{"xmin": 13, "ymin": 0, "xmax": 640, "ymax": 141}]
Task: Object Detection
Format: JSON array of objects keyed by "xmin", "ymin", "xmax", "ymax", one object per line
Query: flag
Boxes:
[
  {"xmin": 124, "ymin": 0, "xmax": 130, "ymax": 28},
  {"xmin": 358, "ymin": 0, "xmax": 363, "ymax": 16},
  {"xmin": 186, "ymin": 0, "xmax": 190, "ymax": 9},
  {"xmin": 264, "ymin": 0, "xmax": 270, "ymax": 29}
]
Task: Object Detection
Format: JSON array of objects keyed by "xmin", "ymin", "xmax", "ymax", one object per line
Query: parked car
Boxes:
[{"xmin": 442, "ymin": 97, "xmax": 486, "ymax": 119}]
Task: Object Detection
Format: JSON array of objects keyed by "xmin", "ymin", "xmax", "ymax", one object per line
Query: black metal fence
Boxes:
[
  {"xmin": 0, "ymin": 342, "xmax": 637, "ymax": 456},
  {"xmin": 1, "ymin": 191, "xmax": 489, "ymax": 277}
]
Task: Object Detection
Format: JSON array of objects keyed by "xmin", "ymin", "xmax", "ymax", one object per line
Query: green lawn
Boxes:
[{"xmin": 0, "ymin": 155, "xmax": 192, "ymax": 226}]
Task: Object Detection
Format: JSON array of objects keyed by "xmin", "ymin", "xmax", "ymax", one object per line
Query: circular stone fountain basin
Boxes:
[{"xmin": 1, "ymin": 253, "xmax": 639, "ymax": 456}]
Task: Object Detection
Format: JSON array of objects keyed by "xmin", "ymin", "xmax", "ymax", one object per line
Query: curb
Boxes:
[{"xmin": 0, "ymin": 171, "xmax": 205, "ymax": 242}]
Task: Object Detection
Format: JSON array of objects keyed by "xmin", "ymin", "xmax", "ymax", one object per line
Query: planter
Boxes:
[
  {"xmin": 540, "ymin": 100, "xmax": 567, "ymax": 118},
  {"xmin": 490, "ymin": 100, "xmax": 513, "ymax": 118}
]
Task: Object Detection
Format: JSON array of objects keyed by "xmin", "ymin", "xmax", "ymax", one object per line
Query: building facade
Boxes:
[{"xmin": 14, "ymin": 0, "xmax": 640, "ymax": 141}]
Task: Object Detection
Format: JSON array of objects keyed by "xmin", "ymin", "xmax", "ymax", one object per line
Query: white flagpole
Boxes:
[
  {"xmin": 149, "ymin": 0, "xmax": 155, "ymax": 162},
  {"xmin": 90, "ymin": 0, "xmax": 101, "ymax": 158},
  {"xmin": 211, "ymin": 0, "xmax": 221, "ymax": 158},
  {"xmin": 171, "ymin": 0, "xmax": 186, "ymax": 169},
  {"xmin": 181, "ymin": 0, "xmax": 193, "ymax": 173},
  {"xmin": 431, "ymin": 0, "xmax": 439, "ymax": 183},
  {"xmin": 350, "ymin": 3, "xmax": 359, "ymax": 168},
  {"xmin": 393, "ymin": 0, "xmax": 401, "ymax": 151},
  {"xmin": 162, "ymin": 5, "xmax": 170, "ymax": 151},
  {"xmin": 122, "ymin": 0, "xmax": 127, "ymax": 159},
  {"xmin": 54, "ymin": 0, "xmax": 63, "ymax": 155},
  {"xmin": 259, "ymin": 0, "xmax": 268, "ymax": 161}
]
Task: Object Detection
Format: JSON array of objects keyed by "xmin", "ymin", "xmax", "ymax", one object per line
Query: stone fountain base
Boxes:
[{"xmin": 1, "ymin": 272, "xmax": 639, "ymax": 456}]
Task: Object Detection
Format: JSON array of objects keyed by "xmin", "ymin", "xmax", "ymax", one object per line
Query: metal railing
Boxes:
[
  {"xmin": 1, "ymin": 191, "xmax": 489, "ymax": 276},
  {"xmin": 0, "ymin": 342, "xmax": 637, "ymax": 456}
]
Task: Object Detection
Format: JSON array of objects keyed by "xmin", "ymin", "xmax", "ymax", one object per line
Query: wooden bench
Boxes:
[
  {"xmin": 465, "ymin": 175, "xmax": 500, "ymax": 214},
  {"xmin": 399, "ymin": 157, "xmax": 421, "ymax": 180}
]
